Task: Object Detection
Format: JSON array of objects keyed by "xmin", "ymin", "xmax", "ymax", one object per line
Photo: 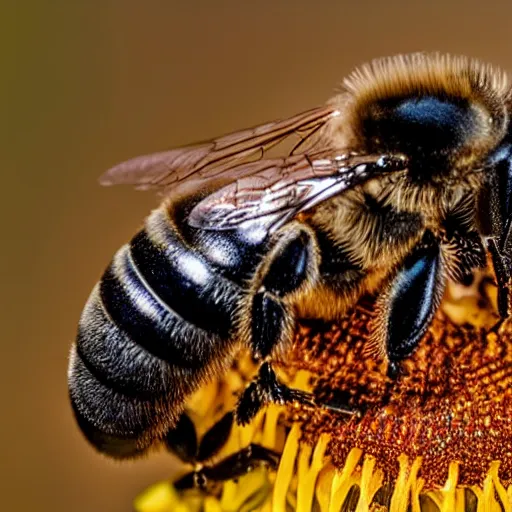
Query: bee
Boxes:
[{"xmin": 68, "ymin": 52, "xmax": 512, "ymax": 458}]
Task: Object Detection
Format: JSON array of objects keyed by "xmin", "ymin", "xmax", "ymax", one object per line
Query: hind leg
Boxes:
[{"xmin": 235, "ymin": 223, "xmax": 357, "ymax": 424}]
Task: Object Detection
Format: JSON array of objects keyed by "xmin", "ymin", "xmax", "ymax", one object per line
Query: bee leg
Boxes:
[
  {"xmin": 381, "ymin": 226, "xmax": 486, "ymax": 377},
  {"xmin": 173, "ymin": 469, "xmax": 209, "ymax": 491},
  {"xmin": 201, "ymin": 443, "xmax": 280, "ymax": 481},
  {"xmin": 164, "ymin": 412, "xmax": 198, "ymax": 464},
  {"xmin": 173, "ymin": 444, "xmax": 280, "ymax": 491},
  {"xmin": 197, "ymin": 411, "xmax": 234, "ymax": 462},
  {"xmin": 376, "ymin": 233, "xmax": 446, "ymax": 378},
  {"xmin": 236, "ymin": 362, "xmax": 316, "ymax": 424},
  {"xmin": 488, "ymin": 237, "xmax": 512, "ymax": 323},
  {"xmin": 477, "ymin": 149, "xmax": 512, "ymax": 323},
  {"xmin": 236, "ymin": 225, "xmax": 318, "ymax": 424},
  {"xmin": 487, "ymin": 238, "xmax": 512, "ymax": 333},
  {"xmin": 165, "ymin": 411, "xmax": 235, "ymax": 464},
  {"xmin": 250, "ymin": 226, "xmax": 316, "ymax": 359}
]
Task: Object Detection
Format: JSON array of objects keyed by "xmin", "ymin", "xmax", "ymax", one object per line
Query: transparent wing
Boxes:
[
  {"xmin": 189, "ymin": 151, "xmax": 408, "ymax": 232},
  {"xmin": 99, "ymin": 106, "xmax": 339, "ymax": 192}
]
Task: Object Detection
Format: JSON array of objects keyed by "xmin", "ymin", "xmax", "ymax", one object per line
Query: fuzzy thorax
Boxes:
[{"xmin": 326, "ymin": 53, "xmax": 511, "ymax": 179}]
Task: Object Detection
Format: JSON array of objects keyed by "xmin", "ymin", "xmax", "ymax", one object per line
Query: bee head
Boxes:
[
  {"xmin": 338, "ymin": 53, "xmax": 511, "ymax": 182},
  {"xmin": 361, "ymin": 94, "xmax": 492, "ymax": 177}
]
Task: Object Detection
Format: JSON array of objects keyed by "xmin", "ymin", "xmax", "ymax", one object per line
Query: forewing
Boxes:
[
  {"xmin": 99, "ymin": 106, "xmax": 339, "ymax": 191},
  {"xmin": 188, "ymin": 151, "xmax": 407, "ymax": 232}
]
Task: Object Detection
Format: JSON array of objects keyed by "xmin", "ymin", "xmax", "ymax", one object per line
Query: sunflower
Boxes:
[{"xmin": 135, "ymin": 271, "xmax": 512, "ymax": 512}]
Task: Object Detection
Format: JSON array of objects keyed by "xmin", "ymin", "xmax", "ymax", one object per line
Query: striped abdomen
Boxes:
[{"xmin": 68, "ymin": 202, "xmax": 261, "ymax": 458}]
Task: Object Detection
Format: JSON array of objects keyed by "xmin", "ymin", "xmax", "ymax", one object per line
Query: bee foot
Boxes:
[{"xmin": 235, "ymin": 362, "xmax": 316, "ymax": 424}]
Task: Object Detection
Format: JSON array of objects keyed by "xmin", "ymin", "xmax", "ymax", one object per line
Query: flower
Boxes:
[{"xmin": 135, "ymin": 272, "xmax": 512, "ymax": 511}]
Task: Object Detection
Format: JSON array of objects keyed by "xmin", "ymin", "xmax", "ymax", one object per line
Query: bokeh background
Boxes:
[{"xmin": 3, "ymin": 1, "xmax": 512, "ymax": 511}]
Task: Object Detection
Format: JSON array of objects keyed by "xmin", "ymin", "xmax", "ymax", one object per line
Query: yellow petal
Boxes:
[{"xmin": 134, "ymin": 481, "xmax": 188, "ymax": 512}]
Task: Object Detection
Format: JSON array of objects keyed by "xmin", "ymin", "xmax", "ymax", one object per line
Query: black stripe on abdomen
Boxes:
[
  {"xmin": 68, "ymin": 344, "xmax": 175, "ymax": 458},
  {"xmin": 129, "ymin": 211, "xmax": 241, "ymax": 337},
  {"xmin": 99, "ymin": 244, "xmax": 222, "ymax": 369},
  {"xmin": 77, "ymin": 281, "xmax": 201, "ymax": 399},
  {"xmin": 71, "ymin": 207, "xmax": 248, "ymax": 456}
]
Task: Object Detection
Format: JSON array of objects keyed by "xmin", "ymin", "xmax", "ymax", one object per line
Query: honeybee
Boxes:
[{"xmin": 69, "ymin": 52, "xmax": 512, "ymax": 459}]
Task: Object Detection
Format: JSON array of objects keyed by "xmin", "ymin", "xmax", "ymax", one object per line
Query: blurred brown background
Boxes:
[{"xmin": 3, "ymin": 1, "xmax": 512, "ymax": 510}]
